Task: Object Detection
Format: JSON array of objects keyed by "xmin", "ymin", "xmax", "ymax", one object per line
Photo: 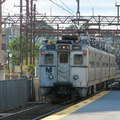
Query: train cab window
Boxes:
[
  {"xmin": 60, "ymin": 54, "xmax": 68, "ymax": 63},
  {"xmin": 113, "ymin": 64, "xmax": 115, "ymax": 67},
  {"xmin": 106, "ymin": 63, "xmax": 109, "ymax": 67},
  {"xmin": 102, "ymin": 63, "xmax": 105, "ymax": 68},
  {"xmin": 97, "ymin": 62, "xmax": 100, "ymax": 68},
  {"xmin": 111, "ymin": 63, "xmax": 112, "ymax": 67},
  {"xmin": 74, "ymin": 55, "xmax": 83, "ymax": 64},
  {"xmin": 45, "ymin": 54, "xmax": 53, "ymax": 64},
  {"xmin": 89, "ymin": 61, "xmax": 95, "ymax": 67}
]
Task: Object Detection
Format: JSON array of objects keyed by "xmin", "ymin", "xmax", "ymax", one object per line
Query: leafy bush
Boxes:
[{"xmin": 25, "ymin": 64, "xmax": 35, "ymax": 75}]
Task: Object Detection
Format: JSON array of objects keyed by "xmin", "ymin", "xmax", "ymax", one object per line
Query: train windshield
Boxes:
[
  {"xmin": 74, "ymin": 55, "xmax": 83, "ymax": 64},
  {"xmin": 45, "ymin": 54, "xmax": 53, "ymax": 64},
  {"xmin": 60, "ymin": 54, "xmax": 68, "ymax": 63}
]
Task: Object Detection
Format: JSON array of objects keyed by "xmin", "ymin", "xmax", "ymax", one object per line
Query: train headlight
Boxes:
[
  {"xmin": 48, "ymin": 74, "xmax": 53, "ymax": 79},
  {"xmin": 73, "ymin": 75, "xmax": 79, "ymax": 80}
]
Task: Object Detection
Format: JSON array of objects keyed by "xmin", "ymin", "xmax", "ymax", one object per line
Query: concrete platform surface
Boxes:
[{"xmin": 41, "ymin": 91, "xmax": 120, "ymax": 120}]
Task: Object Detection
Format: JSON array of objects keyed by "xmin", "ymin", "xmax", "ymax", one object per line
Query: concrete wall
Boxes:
[
  {"xmin": 0, "ymin": 79, "xmax": 30, "ymax": 112},
  {"xmin": 0, "ymin": 70, "xmax": 5, "ymax": 80}
]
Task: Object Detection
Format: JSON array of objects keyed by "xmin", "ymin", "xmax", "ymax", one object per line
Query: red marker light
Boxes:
[
  {"xmin": 41, "ymin": 51, "xmax": 45, "ymax": 55},
  {"xmin": 83, "ymin": 52, "xmax": 87, "ymax": 55},
  {"xmin": 62, "ymin": 46, "xmax": 66, "ymax": 49}
]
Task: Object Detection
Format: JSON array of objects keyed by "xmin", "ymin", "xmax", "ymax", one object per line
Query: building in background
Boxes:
[{"xmin": 2, "ymin": 25, "xmax": 19, "ymax": 64}]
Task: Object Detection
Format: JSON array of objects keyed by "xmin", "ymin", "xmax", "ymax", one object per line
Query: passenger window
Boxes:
[
  {"xmin": 106, "ymin": 63, "xmax": 109, "ymax": 67},
  {"xmin": 97, "ymin": 62, "xmax": 100, "ymax": 67},
  {"xmin": 111, "ymin": 63, "xmax": 112, "ymax": 67},
  {"xmin": 102, "ymin": 63, "xmax": 105, "ymax": 68},
  {"xmin": 45, "ymin": 54, "xmax": 53, "ymax": 64},
  {"xmin": 60, "ymin": 54, "xmax": 68, "ymax": 63},
  {"xmin": 89, "ymin": 61, "xmax": 95, "ymax": 67},
  {"xmin": 74, "ymin": 55, "xmax": 83, "ymax": 64}
]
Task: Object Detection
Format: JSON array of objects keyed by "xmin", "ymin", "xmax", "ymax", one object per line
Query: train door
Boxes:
[{"xmin": 57, "ymin": 52, "xmax": 70, "ymax": 82}]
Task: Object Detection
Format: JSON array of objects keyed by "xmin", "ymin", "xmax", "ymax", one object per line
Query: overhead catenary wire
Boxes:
[
  {"xmin": 2, "ymin": 7, "xmax": 18, "ymax": 14},
  {"xmin": 49, "ymin": 0, "xmax": 75, "ymax": 16},
  {"xmin": 59, "ymin": 0, "xmax": 75, "ymax": 14},
  {"xmin": 2, "ymin": 1, "xmax": 18, "ymax": 16},
  {"xmin": 87, "ymin": 0, "xmax": 98, "ymax": 16},
  {"xmin": 46, "ymin": 0, "xmax": 53, "ymax": 16}
]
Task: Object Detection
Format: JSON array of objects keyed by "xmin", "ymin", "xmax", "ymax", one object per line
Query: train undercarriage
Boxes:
[{"xmin": 40, "ymin": 79, "xmax": 113, "ymax": 102}]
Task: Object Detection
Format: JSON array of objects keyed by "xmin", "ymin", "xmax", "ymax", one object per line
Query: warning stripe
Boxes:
[{"xmin": 41, "ymin": 91, "xmax": 110, "ymax": 120}]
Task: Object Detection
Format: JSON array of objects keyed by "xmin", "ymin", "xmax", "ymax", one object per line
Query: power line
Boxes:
[
  {"xmin": 87, "ymin": 0, "xmax": 98, "ymax": 16},
  {"xmin": 46, "ymin": 0, "xmax": 53, "ymax": 15},
  {"xmin": 88, "ymin": 0, "xmax": 98, "ymax": 8},
  {"xmin": 2, "ymin": 7, "xmax": 18, "ymax": 14},
  {"xmin": 59, "ymin": 0, "xmax": 75, "ymax": 14},
  {"xmin": 49, "ymin": 0, "xmax": 74, "ymax": 15},
  {"xmin": 2, "ymin": 11, "xmax": 9, "ymax": 14}
]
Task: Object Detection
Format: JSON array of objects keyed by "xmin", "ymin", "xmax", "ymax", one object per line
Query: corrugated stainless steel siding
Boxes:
[{"xmin": 0, "ymin": 79, "xmax": 30, "ymax": 112}]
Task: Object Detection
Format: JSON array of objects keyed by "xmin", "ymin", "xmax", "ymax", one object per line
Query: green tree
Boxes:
[
  {"xmin": 8, "ymin": 37, "xmax": 42, "ymax": 66},
  {"xmin": 8, "ymin": 20, "xmax": 55, "ymax": 66},
  {"xmin": 8, "ymin": 37, "xmax": 20, "ymax": 65},
  {"xmin": 8, "ymin": 37, "xmax": 56, "ymax": 67},
  {"xmin": 34, "ymin": 20, "xmax": 55, "ymax": 37},
  {"xmin": 65, "ymin": 24, "xmax": 76, "ymax": 29},
  {"xmin": 26, "ymin": 64, "xmax": 35, "ymax": 75}
]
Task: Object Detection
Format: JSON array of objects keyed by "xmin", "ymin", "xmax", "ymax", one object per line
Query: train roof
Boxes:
[{"xmin": 40, "ymin": 35, "xmax": 115, "ymax": 58}]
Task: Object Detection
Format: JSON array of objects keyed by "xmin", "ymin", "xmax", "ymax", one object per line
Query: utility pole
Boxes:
[
  {"xmin": 26, "ymin": 0, "xmax": 29, "ymax": 65},
  {"xmin": 0, "ymin": 0, "xmax": 5, "ymax": 68},
  {"xmin": 115, "ymin": 2, "xmax": 120, "ymax": 24},
  {"xmin": 76, "ymin": 0, "xmax": 80, "ymax": 18},
  {"xmin": 30, "ymin": 0, "xmax": 33, "ymax": 64},
  {"xmin": 33, "ymin": 3, "xmax": 36, "ymax": 65},
  {"xmin": 20, "ymin": 0, "xmax": 23, "ymax": 75},
  {"xmin": 76, "ymin": 0, "xmax": 80, "ymax": 26},
  {"xmin": 17, "ymin": 0, "xmax": 36, "ymax": 65}
]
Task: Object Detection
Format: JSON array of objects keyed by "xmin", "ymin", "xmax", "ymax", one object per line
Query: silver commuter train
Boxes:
[{"xmin": 39, "ymin": 36, "xmax": 116, "ymax": 101}]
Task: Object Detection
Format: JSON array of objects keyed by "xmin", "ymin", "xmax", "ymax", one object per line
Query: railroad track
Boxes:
[
  {"xmin": 0, "ymin": 89, "xmax": 106, "ymax": 120},
  {"xmin": 0, "ymin": 102, "xmax": 73, "ymax": 120},
  {"xmin": 34, "ymin": 91, "xmax": 106, "ymax": 120}
]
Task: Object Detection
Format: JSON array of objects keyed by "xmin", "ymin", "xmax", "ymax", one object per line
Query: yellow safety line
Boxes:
[{"xmin": 41, "ymin": 91, "xmax": 110, "ymax": 120}]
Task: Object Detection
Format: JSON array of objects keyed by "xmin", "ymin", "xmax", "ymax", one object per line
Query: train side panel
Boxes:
[
  {"xmin": 109, "ymin": 54, "xmax": 116, "ymax": 79},
  {"xmin": 95, "ymin": 52, "xmax": 102, "ymax": 80},
  {"xmin": 87, "ymin": 46, "xmax": 102, "ymax": 86},
  {"xmin": 71, "ymin": 67, "xmax": 88, "ymax": 87},
  {"xmin": 100, "ymin": 51, "xmax": 110, "ymax": 83},
  {"xmin": 106, "ymin": 55, "xmax": 109, "ymax": 77},
  {"xmin": 40, "ymin": 66, "xmax": 57, "ymax": 87},
  {"xmin": 39, "ymin": 46, "xmax": 57, "ymax": 95},
  {"xmin": 70, "ymin": 51, "xmax": 88, "ymax": 87},
  {"xmin": 101, "ymin": 52, "xmax": 106, "ymax": 79},
  {"xmin": 89, "ymin": 51, "xmax": 96, "ymax": 81}
]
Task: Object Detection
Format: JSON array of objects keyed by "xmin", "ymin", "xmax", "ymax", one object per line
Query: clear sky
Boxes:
[{"xmin": 2, "ymin": 0, "xmax": 120, "ymax": 16}]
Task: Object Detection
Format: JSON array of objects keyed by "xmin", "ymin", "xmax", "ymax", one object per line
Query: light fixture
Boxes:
[
  {"xmin": 48, "ymin": 74, "xmax": 53, "ymax": 79},
  {"xmin": 73, "ymin": 75, "xmax": 79, "ymax": 80}
]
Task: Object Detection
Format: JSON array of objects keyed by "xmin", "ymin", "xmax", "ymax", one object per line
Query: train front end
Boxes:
[{"xmin": 39, "ymin": 38, "xmax": 88, "ymax": 101}]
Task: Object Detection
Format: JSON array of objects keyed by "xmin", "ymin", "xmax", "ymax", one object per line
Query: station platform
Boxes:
[{"xmin": 41, "ymin": 91, "xmax": 120, "ymax": 120}]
